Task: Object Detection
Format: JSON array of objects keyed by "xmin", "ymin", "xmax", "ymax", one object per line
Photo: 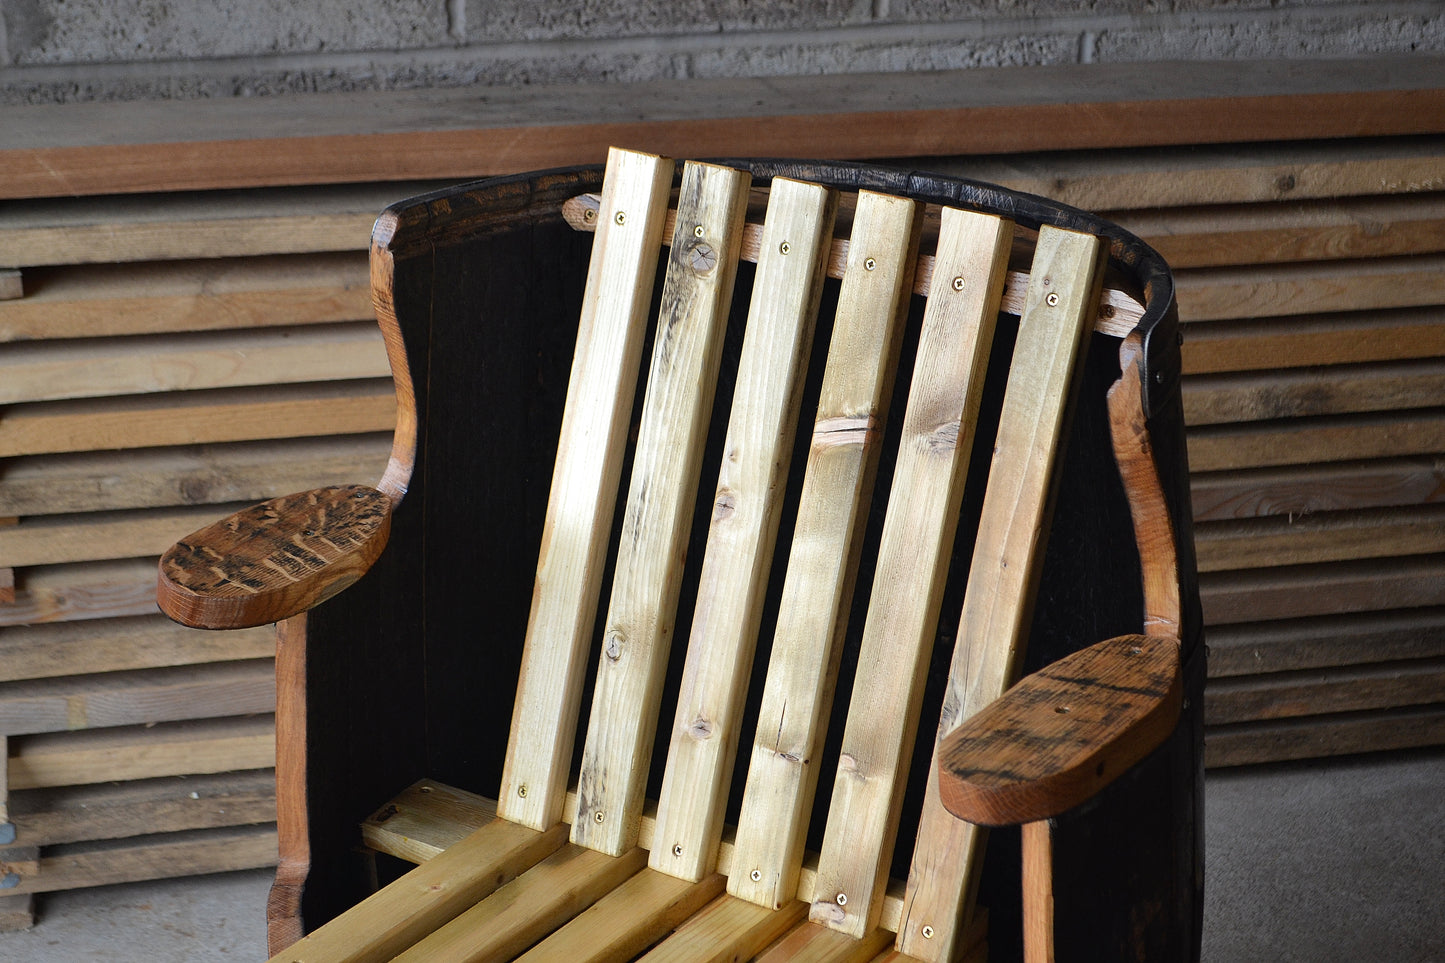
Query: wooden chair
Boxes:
[{"xmin": 158, "ymin": 148, "xmax": 1204, "ymax": 962}]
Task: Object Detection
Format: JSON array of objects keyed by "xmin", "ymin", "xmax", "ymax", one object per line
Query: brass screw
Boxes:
[
  {"xmin": 952, "ymin": 276, "xmax": 965, "ymax": 292},
  {"xmin": 583, "ymin": 207, "xmax": 596, "ymax": 222},
  {"xmin": 517, "ymin": 785, "xmax": 527, "ymax": 798},
  {"xmin": 594, "ymin": 810, "xmax": 605, "ymax": 823},
  {"xmin": 864, "ymin": 257, "xmax": 876, "ymax": 271},
  {"xmin": 615, "ymin": 211, "xmax": 626, "ymax": 225},
  {"xmin": 1046, "ymin": 292, "xmax": 1060, "ymax": 306},
  {"xmin": 750, "ymin": 869, "xmax": 762, "ymax": 882},
  {"xmin": 779, "ymin": 241, "xmax": 791, "ymax": 255},
  {"xmin": 922, "ymin": 925, "xmax": 935, "ymax": 939},
  {"xmin": 694, "ymin": 224, "xmax": 705, "ymax": 238}
]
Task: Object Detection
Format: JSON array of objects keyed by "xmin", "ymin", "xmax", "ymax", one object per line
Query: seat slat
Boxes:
[
  {"xmin": 571, "ymin": 160, "xmax": 753, "ymax": 857},
  {"xmin": 500, "ymin": 147, "xmax": 674, "ymax": 831},
  {"xmin": 810, "ymin": 206, "xmax": 1015, "ymax": 939},
  {"xmin": 650, "ymin": 177, "xmax": 839, "ymax": 882},
  {"xmin": 899, "ymin": 224, "xmax": 1108, "ymax": 962},
  {"xmin": 754, "ymin": 921, "xmax": 895, "ymax": 963},
  {"xmin": 728, "ymin": 189, "xmax": 922, "ymax": 911},
  {"xmin": 638, "ymin": 894, "xmax": 810, "ymax": 963}
]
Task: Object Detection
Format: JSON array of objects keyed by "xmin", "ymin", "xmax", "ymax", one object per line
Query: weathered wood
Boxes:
[
  {"xmin": 1187, "ymin": 411, "xmax": 1445, "ymax": 473},
  {"xmin": 810, "ymin": 206, "xmax": 1012, "ymax": 941},
  {"xmin": 1021, "ymin": 820, "xmax": 1054, "ymax": 963},
  {"xmin": 0, "ymin": 254, "xmax": 370, "ymax": 342},
  {"xmin": 1199, "ymin": 555, "xmax": 1445, "ymax": 625},
  {"xmin": 363, "ymin": 780, "xmax": 499, "ymax": 865},
  {"xmin": 1182, "ymin": 307, "xmax": 1445, "ymax": 376},
  {"xmin": 0, "ymin": 893, "xmax": 34, "ymax": 932},
  {"xmin": 1205, "ymin": 658, "xmax": 1445, "ymax": 725},
  {"xmin": 500, "ymin": 147, "xmax": 674, "ymax": 832},
  {"xmin": 0, "ymin": 847, "xmax": 38, "ymax": 878},
  {"xmin": 0, "ymin": 502, "xmax": 254, "ymax": 567},
  {"xmin": 1194, "ymin": 504, "xmax": 1445, "ymax": 572},
  {"xmin": 269, "ymin": 613, "xmax": 308, "ymax": 957},
  {"xmin": 639, "ymin": 894, "xmax": 809, "ymax": 963},
  {"xmin": 1204, "ymin": 703, "xmax": 1445, "ymax": 767},
  {"xmin": 1190, "ymin": 456, "xmax": 1445, "ymax": 522},
  {"xmin": 0, "ymin": 271, "xmax": 20, "ymax": 301},
  {"xmin": 158, "ymin": 486, "xmax": 392, "ymax": 629},
  {"xmin": 0, "ymin": 558, "xmax": 161, "ymax": 627},
  {"xmin": 1205, "ymin": 608, "xmax": 1445, "ymax": 677},
  {"xmin": 1183, "ymin": 358, "xmax": 1445, "ymax": 425},
  {"xmin": 1174, "ymin": 254, "xmax": 1445, "ymax": 322},
  {"xmin": 0, "ymin": 570, "xmax": 12, "ymax": 606}
]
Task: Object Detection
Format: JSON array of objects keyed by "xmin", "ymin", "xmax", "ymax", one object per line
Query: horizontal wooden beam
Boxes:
[
  {"xmin": 1181, "ymin": 307, "xmax": 1445, "ymax": 376},
  {"xmin": 1204, "ymin": 703, "xmax": 1445, "ymax": 768},
  {"xmin": 1199, "ymin": 554, "xmax": 1445, "ymax": 625},
  {"xmin": 1194, "ymin": 504, "xmax": 1445, "ymax": 573},
  {"xmin": 1186, "ymin": 411, "xmax": 1445, "ymax": 473},
  {"xmin": 1206, "ymin": 608, "xmax": 1445, "ymax": 678},
  {"xmin": 0, "ymin": 616, "xmax": 274, "ymax": 683},
  {"xmin": 2, "ymin": 57, "xmax": 1443, "ymax": 199},
  {"xmin": 0, "ymin": 558, "xmax": 161, "ymax": 627},
  {"xmin": 1204, "ymin": 657, "xmax": 1445, "ymax": 725},
  {"xmin": 1190, "ymin": 456, "xmax": 1445, "ymax": 522}
]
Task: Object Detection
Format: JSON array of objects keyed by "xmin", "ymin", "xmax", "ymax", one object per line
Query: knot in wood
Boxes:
[
  {"xmin": 604, "ymin": 631, "xmax": 625, "ymax": 662},
  {"xmin": 713, "ymin": 491, "xmax": 736, "ymax": 521},
  {"xmin": 925, "ymin": 421, "xmax": 961, "ymax": 454},
  {"xmin": 686, "ymin": 240, "xmax": 717, "ymax": 275},
  {"xmin": 686, "ymin": 717, "xmax": 714, "ymax": 741}
]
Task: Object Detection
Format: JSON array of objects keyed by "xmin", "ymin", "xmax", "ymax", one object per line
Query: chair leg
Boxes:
[{"xmin": 1021, "ymin": 820, "xmax": 1055, "ymax": 963}]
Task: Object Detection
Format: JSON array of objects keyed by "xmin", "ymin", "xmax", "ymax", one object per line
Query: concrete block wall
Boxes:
[{"xmin": 2, "ymin": 0, "xmax": 1443, "ymax": 105}]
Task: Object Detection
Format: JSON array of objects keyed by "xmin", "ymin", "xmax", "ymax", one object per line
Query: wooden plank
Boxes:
[
  {"xmin": 0, "ymin": 183, "xmax": 430, "ymax": 267},
  {"xmin": 0, "ymin": 321, "xmax": 389, "ymax": 404},
  {"xmin": 729, "ymin": 190, "xmax": 919, "ymax": 911},
  {"xmin": 1191, "ymin": 457, "xmax": 1445, "ymax": 522},
  {"xmin": 0, "ymin": 433, "xmax": 393, "ymax": 517},
  {"xmin": 1199, "ymin": 555, "xmax": 1445, "ymax": 625},
  {"xmin": 1181, "ymin": 307, "xmax": 1445, "ymax": 375},
  {"xmin": 571, "ymin": 160, "xmax": 751, "ymax": 858},
  {"xmin": 0, "ymin": 846, "xmax": 38, "ymax": 878},
  {"xmin": 1194, "ymin": 505, "xmax": 1445, "ymax": 572},
  {"xmin": 1174, "ymin": 254, "xmax": 1445, "ymax": 322},
  {"xmin": 0, "ymin": 253, "xmax": 370, "ymax": 343},
  {"xmin": 499, "ymin": 148, "xmax": 674, "ymax": 832},
  {"xmin": 901, "ymin": 226, "xmax": 1105, "ymax": 962},
  {"xmin": 754, "ymin": 921, "xmax": 895, "ymax": 963},
  {"xmin": 0, "ymin": 502, "xmax": 255, "ymax": 567},
  {"xmin": 0, "ymin": 660, "xmax": 276, "ymax": 736},
  {"xmin": 1183, "ymin": 358, "xmax": 1445, "ymax": 425},
  {"xmin": 651, "ymin": 176, "xmax": 837, "ymax": 882},
  {"xmin": 1204, "ymin": 703, "xmax": 1445, "ymax": 767},
  {"xmin": 9, "ymin": 770, "xmax": 276, "ymax": 846},
  {"xmin": 8, "ymin": 715, "xmax": 275, "ymax": 791},
  {"xmin": 1112, "ymin": 193, "xmax": 1445, "ymax": 268},
  {"xmin": 0, "ymin": 894, "xmax": 34, "ymax": 932},
  {"xmin": 0, "ymin": 570, "xmax": 11, "ymax": 606},
  {"xmin": 0, "ymin": 558, "xmax": 160, "ymax": 627},
  {"xmin": 1205, "ymin": 658, "xmax": 1445, "ymax": 725},
  {"xmin": 1205, "ymin": 608, "xmax": 1445, "ymax": 677},
  {"xmin": 0, "ymin": 271, "xmax": 20, "ymax": 301},
  {"xmin": 5, "ymin": 824, "xmax": 278, "ymax": 896},
  {"xmin": 639, "ymin": 894, "xmax": 809, "ymax": 963},
  {"xmin": 810, "ymin": 206, "xmax": 1012, "ymax": 942},
  {"xmin": 3, "ymin": 56, "xmax": 1444, "ymax": 198},
  {"xmin": 1186, "ymin": 411, "xmax": 1445, "ymax": 473},
  {"xmin": 0, "ymin": 379, "xmax": 397, "ymax": 458},
  {"xmin": 363, "ymin": 780, "xmax": 499, "ymax": 864}
]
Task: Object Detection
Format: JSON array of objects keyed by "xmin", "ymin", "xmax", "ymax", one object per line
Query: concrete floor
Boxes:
[{"xmin": 0, "ymin": 748, "xmax": 1440, "ymax": 962}]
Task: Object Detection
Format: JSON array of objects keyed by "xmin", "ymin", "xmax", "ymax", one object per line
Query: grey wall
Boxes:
[{"xmin": 1, "ymin": 0, "xmax": 1443, "ymax": 105}]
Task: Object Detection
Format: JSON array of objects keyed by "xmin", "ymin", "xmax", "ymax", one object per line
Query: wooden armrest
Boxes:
[
  {"xmin": 937, "ymin": 633, "xmax": 1182, "ymax": 828},
  {"xmin": 157, "ymin": 485, "xmax": 392, "ymax": 630}
]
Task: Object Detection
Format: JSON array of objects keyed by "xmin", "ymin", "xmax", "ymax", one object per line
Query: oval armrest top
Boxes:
[
  {"xmin": 157, "ymin": 485, "xmax": 393, "ymax": 630},
  {"xmin": 937, "ymin": 633, "xmax": 1183, "ymax": 828}
]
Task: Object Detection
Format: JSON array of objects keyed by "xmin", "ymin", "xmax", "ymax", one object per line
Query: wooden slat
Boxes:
[
  {"xmin": 639, "ymin": 894, "xmax": 809, "ymax": 963},
  {"xmin": 1183, "ymin": 358, "xmax": 1445, "ymax": 425},
  {"xmin": 0, "ymin": 379, "xmax": 397, "ymax": 458},
  {"xmin": 1199, "ymin": 555, "xmax": 1445, "ymax": 625},
  {"xmin": 0, "ymin": 894, "xmax": 33, "ymax": 933},
  {"xmin": 729, "ymin": 190, "xmax": 919, "ymax": 911},
  {"xmin": 1205, "ymin": 658, "xmax": 1445, "ymax": 725},
  {"xmin": 0, "ymin": 433, "xmax": 393, "ymax": 517},
  {"xmin": 1194, "ymin": 505, "xmax": 1445, "ymax": 572},
  {"xmin": 754, "ymin": 921, "xmax": 895, "ymax": 963},
  {"xmin": 0, "ymin": 502, "xmax": 254, "ymax": 567},
  {"xmin": 0, "ymin": 253, "xmax": 370, "ymax": 342},
  {"xmin": 901, "ymin": 225, "xmax": 1105, "ymax": 962},
  {"xmin": 1181, "ymin": 307, "xmax": 1445, "ymax": 375},
  {"xmin": 810, "ymin": 206, "xmax": 1012, "ymax": 942},
  {"xmin": 1187, "ymin": 411, "xmax": 1445, "ymax": 473},
  {"xmin": 4, "ymin": 824, "xmax": 278, "ymax": 896},
  {"xmin": 8, "ymin": 715, "xmax": 275, "ymax": 791},
  {"xmin": 0, "ymin": 660, "xmax": 276, "ymax": 736},
  {"xmin": 0, "ymin": 271, "xmax": 20, "ymax": 301},
  {"xmin": 499, "ymin": 148, "xmax": 674, "ymax": 832},
  {"xmin": 0, "ymin": 558, "xmax": 160, "ymax": 627},
  {"xmin": 651, "ymin": 176, "xmax": 837, "ymax": 882},
  {"xmin": 1174, "ymin": 254, "xmax": 1445, "ymax": 322},
  {"xmin": 9, "ymin": 770, "xmax": 276, "ymax": 846},
  {"xmin": 362, "ymin": 780, "xmax": 499, "ymax": 864},
  {"xmin": 1205, "ymin": 608, "xmax": 1445, "ymax": 677},
  {"xmin": 1204, "ymin": 703, "xmax": 1445, "ymax": 767},
  {"xmin": 571, "ymin": 160, "xmax": 751, "ymax": 858},
  {"xmin": 1191, "ymin": 457, "xmax": 1445, "ymax": 522}
]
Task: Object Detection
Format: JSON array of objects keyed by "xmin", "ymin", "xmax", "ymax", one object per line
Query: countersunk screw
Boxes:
[
  {"xmin": 615, "ymin": 211, "xmax": 626, "ymax": 225},
  {"xmin": 750, "ymin": 869, "xmax": 762, "ymax": 882},
  {"xmin": 835, "ymin": 892, "xmax": 848, "ymax": 906},
  {"xmin": 864, "ymin": 257, "xmax": 876, "ymax": 271},
  {"xmin": 694, "ymin": 224, "xmax": 705, "ymax": 238},
  {"xmin": 1046, "ymin": 292, "xmax": 1060, "ymax": 307},
  {"xmin": 672, "ymin": 844, "xmax": 683, "ymax": 857},
  {"xmin": 779, "ymin": 241, "xmax": 791, "ymax": 255},
  {"xmin": 583, "ymin": 207, "xmax": 596, "ymax": 222},
  {"xmin": 517, "ymin": 785, "xmax": 528, "ymax": 798},
  {"xmin": 922, "ymin": 925, "xmax": 935, "ymax": 939},
  {"xmin": 951, "ymin": 276, "xmax": 965, "ymax": 292},
  {"xmin": 594, "ymin": 810, "xmax": 605, "ymax": 823}
]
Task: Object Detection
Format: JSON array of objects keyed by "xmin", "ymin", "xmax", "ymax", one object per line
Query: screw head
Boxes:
[
  {"xmin": 779, "ymin": 241, "xmax": 791, "ymax": 255},
  {"xmin": 922, "ymin": 925, "xmax": 935, "ymax": 939},
  {"xmin": 864, "ymin": 257, "xmax": 876, "ymax": 271},
  {"xmin": 835, "ymin": 892, "xmax": 848, "ymax": 906},
  {"xmin": 951, "ymin": 276, "xmax": 966, "ymax": 292},
  {"xmin": 694, "ymin": 224, "xmax": 705, "ymax": 238},
  {"xmin": 517, "ymin": 785, "xmax": 527, "ymax": 798},
  {"xmin": 1046, "ymin": 292, "xmax": 1060, "ymax": 307},
  {"xmin": 594, "ymin": 810, "xmax": 605, "ymax": 823},
  {"xmin": 750, "ymin": 869, "xmax": 762, "ymax": 882},
  {"xmin": 583, "ymin": 207, "xmax": 596, "ymax": 221},
  {"xmin": 614, "ymin": 211, "xmax": 626, "ymax": 225},
  {"xmin": 672, "ymin": 843, "xmax": 683, "ymax": 857}
]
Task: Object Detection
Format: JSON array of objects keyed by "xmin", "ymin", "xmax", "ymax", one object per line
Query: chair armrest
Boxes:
[
  {"xmin": 157, "ymin": 485, "xmax": 393, "ymax": 630},
  {"xmin": 937, "ymin": 633, "xmax": 1182, "ymax": 828}
]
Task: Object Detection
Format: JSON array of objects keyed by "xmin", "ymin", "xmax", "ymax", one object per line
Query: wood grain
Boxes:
[
  {"xmin": 1187, "ymin": 411, "xmax": 1445, "ymax": 473},
  {"xmin": 363, "ymin": 780, "xmax": 499, "ymax": 865},
  {"xmin": 1204, "ymin": 703, "xmax": 1445, "ymax": 767},
  {"xmin": 1190, "ymin": 456, "xmax": 1445, "ymax": 522},
  {"xmin": 1174, "ymin": 254, "xmax": 1445, "ymax": 322},
  {"xmin": 639, "ymin": 894, "xmax": 809, "ymax": 963},
  {"xmin": 158, "ymin": 485, "xmax": 392, "ymax": 629},
  {"xmin": 1183, "ymin": 358, "xmax": 1445, "ymax": 425},
  {"xmin": 1204, "ymin": 657, "xmax": 1445, "ymax": 725},
  {"xmin": 0, "ymin": 558, "xmax": 162, "ymax": 628},
  {"xmin": 1194, "ymin": 504, "xmax": 1445, "ymax": 572},
  {"xmin": 1181, "ymin": 307, "xmax": 1445, "ymax": 375},
  {"xmin": 1205, "ymin": 609, "xmax": 1445, "ymax": 677},
  {"xmin": 1, "ymin": 502, "xmax": 255, "ymax": 568},
  {"xmin": 1199, "ymin": 555, "xmax": 1445, "ymax": 625}
]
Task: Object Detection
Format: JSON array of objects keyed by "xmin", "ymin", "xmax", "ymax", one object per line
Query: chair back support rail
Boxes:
[{"xmin": 159, "ymin": 148, "xmax": 1204, "ymax": 963}]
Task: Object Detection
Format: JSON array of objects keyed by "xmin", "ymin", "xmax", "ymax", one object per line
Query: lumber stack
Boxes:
[{"xmin": 0, "ymin": 185, "xmax": 399, "ymax": 924}]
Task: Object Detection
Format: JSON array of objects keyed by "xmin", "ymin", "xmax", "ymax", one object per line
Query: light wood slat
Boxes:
[
  {"xmin": 1182, "ymin": 358, "xmax": 1445, "ymax": 425},
  {"xmin": 651, "ymin": 177, "xmax": 837, "ymax": 882},
  {"xmin": 0, "ymin": 322, "xmax": 388, "ymax": 404},
  {"xmin": 1206, "ymin": 608, "xmax": 1445, "ymax": 677},
  {"xmin": 1199, "ymin": 555, "xmax": 1445, "ymax": 625},
  {"xmin": 1112, "ymin": 193, "xmax": 1445, "ymax": 268},
  {"xmin": 755, "ymin": 921, "xmax": 895, "ymax": 963},
  {"xmin": 571, "ymin": 161, "xmax": 752, "ymax": 858},
  {"xmin": 1204, "ymin": 703, "xmax": 1445, "ymax": 768},
  {"xmin": 1187, "ymin": 411, "xmax": 1445, "ymax": 474},
  {"xmin": 1181, "ymin": 307, "xmax": 1445, "ymax": 375},
  {"xmin": 516, "ymin": 868, "xmax": 726, "ymax": 963},
  {"xmin": 0, "ymin": 434, "xmax": 393, "ymax": 517},
  {"xmin": 362, "ymin": 780, "xmax": 499, "ymax": 864},
  {"xmin": 1205, "ymin": 658, "xmax": 1445, "ymax": 726},
  {"xmin": 810, "ymin": 207, "xmax": 1013, "ymax": 941},
  {"xmin": 499, "ymin": 148, "xmax": 674, "ymax": 831},
  {"xmin": 4, "ymin": 824, "xmax": 278, "ymax": 896},
  {"xmin": 8, "ymin": 715, "xmax": 275, "ymax": 791},
  {"xmin": 0, "ymin": 558, "xmax": 160, "ymax": 627},
  {"xmin": 1195, "ymin": 505, "xmax": 1445, "ymax": 572},
  {"xmin": 0, "ymin": 379, "xmax": 397, "ymax": 458},
  {"xmin": 0, "ymin": 271, "xmax": 20, "ymax": 300},
  {"xmin": 392, "ymin": 844, "xmax": 650, "ymax": 963},
  {"xmin": 0, "ymin": 254, "xmax": 370, "ymax": 342},
  {"xmin": 0, "ymin": 616, "xmax": 271, "ymax": 683},
  {"xmin": 0, "ymin": 660, "xmax": 275, "ymax": 736},
  {"xmin": 729, "ymin": 190, "xmax": 919, "ymax": 910},
  {"xmin": 0, "ymin": 502, "xmax": 254, "ymax": 567},
  {"xmin": 1191, "ymin": 457, "xmax": 1445, "ymax": 522},
  {"xmin": 640, "ymin": 894, "xmax": 809, "ymax": 963},
  {"xmin": 901, "ymin": 225, "xmax": 1106, "ymax": 963},
  {"xmin": 1174, "ymin": 254, "xmax": 1445, "ymax": 322}
]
